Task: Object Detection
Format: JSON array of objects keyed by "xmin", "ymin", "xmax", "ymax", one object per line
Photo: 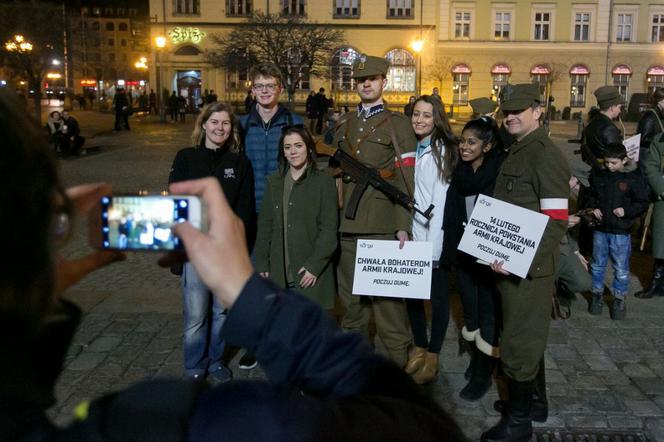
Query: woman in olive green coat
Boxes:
[{"xmin": 255, "ymin": 126, "xmax": 339, "ymax": 309}]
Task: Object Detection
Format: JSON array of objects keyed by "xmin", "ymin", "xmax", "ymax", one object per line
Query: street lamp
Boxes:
[
  {"xmin": 134, "ymin": 57, "xmax": 148, "ymax": 70},
  {"xmin": 5, "ymin": 34, "xmax": 33, "ymax": 53},
  {"xmin": 411, "ymin": 40, "xmax": 424, "ymax": 97},
  {"xmin": 155, "ymin": 36, "xmax": 166, "ymax": 123}
]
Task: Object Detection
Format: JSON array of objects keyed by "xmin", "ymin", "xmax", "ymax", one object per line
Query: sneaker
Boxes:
[
  {"xmin": 611, "ymin": 297, "xmax": 626, "ymax": 320},
  {"xmin": 589, "ymin": 291, "xmax": 604, "ymax": 315},
  {"xmin": 209, "ymin": 366, "xmax": 233, "ymax": 384},
  {"xmin": 239, "ymin": 352, "xmax": 258, "ymax": 370}
]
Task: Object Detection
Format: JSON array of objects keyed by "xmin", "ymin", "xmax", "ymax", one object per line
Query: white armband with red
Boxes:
[
  {"xmin": 540, "ymin": 198, "xmax": 568, "ymax": 221},
  {"xmin": 395, "ymin": 152, "xmax": 416, "ymax": 168}
]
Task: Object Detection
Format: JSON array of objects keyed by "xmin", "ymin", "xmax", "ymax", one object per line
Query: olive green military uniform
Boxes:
[
  {"xmin": 332, "ymin": 55, "xmax": 417, "ymax": 368},
  {"xmin": 494, "ymin": 85, "xmax": 570, "ymax": 383}
]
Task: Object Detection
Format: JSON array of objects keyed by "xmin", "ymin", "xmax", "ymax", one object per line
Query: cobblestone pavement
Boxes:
[{"xmin": 49, "ymin": 114, "xmax": 664, "ymax": 441}]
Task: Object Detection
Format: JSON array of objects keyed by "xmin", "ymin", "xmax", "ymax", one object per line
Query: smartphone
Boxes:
[{"xmin": 90, "ymin": 195, "xmax": 206, "ymax": 251}]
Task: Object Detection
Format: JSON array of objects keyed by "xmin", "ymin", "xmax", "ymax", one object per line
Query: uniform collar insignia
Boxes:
[{"xmin": 357, "ymin": 103, "xmax": 384, "ymax": 119}]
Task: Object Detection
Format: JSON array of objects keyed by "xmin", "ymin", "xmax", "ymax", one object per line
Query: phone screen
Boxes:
[{"xmin": 100, "ymin": 196, "xmax": 190, "ymax": 250}]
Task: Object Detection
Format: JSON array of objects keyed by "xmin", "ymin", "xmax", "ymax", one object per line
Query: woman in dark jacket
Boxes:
[
  {"xmin": 441, "ymin": 117, "xmax": 505, "ymax": 401},
  {"xmin": 169, "ymin": 101, "xmax": 255, "ymax": 383},
  {"xmin": 255, "ymin": 126, "xmax": 338, "ymax": 309}
]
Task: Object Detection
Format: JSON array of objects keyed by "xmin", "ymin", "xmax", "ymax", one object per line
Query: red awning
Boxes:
[
  {"xmin": 491, "ymin": 63, "xmax": 511, "ymax": 75},
  {"xmin": 452, "ymin": 63, "xmax": 471, "ymax": 74},
  {"xmin": 612, "ymin": 64, "xmax": 632, "ymax": 75},
  {"xmin": 648, "ymin": 65, "xmax": 664, "ymax": 76},
  {"xmin": 530, "ymin": 64, "xmax": 551, "ymax": 75},
  {"xmin": 570, "ymin": 64, "xmax": 590, "ymax": 75}
]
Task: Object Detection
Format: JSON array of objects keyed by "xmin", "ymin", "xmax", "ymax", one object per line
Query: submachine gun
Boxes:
[{"xmin": 329, "ymin": 148, "xmax": 434, "ymax": 221}]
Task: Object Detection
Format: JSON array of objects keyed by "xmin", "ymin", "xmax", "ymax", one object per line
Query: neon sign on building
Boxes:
[{"xmin": 168, "ymin": 27, "xmax": 207, "ymax": 45}]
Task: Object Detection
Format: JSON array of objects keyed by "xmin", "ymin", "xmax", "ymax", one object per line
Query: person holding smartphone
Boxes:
[
  {"xmin": 255, "ymin": 126, "xmax": 338, "ymax": 309},
  {"xmin": 168, "ymin": 102, "xmax": 255, "ymax": 383}
]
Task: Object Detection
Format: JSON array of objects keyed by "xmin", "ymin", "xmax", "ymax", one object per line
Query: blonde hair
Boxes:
[{"xmin": 191, "ymin": 102, "xmax": 239, "ymax": 150}]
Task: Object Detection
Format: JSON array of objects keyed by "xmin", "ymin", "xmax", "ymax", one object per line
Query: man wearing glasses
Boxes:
[
  {"xmin": 238, "ymin": 63, "xmax": 302, "ymax": 371},
  {"xmin": 581, "ymin": 86, "xmax": 625, "ymax": 168},
  {"xmin": 483, "ymin": 84, "xmax": 569, "ymax": 441},
  {"xmin": 332, "ymin": 55, "xmax": 417, "ymax": 369}
]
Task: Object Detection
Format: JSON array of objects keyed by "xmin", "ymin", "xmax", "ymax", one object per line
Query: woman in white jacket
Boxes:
[{"xmin": 404, "ymin": 95, "xmax": 459, "ymax": 384}]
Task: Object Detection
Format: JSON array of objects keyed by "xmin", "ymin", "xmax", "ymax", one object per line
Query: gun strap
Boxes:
[
  {"xmin": 649, "ymin": 108, "xmax": 664, "ymax": 133},
  {"xmin": 385, "ymin": 112, "xmax": 414, "ymax": 199},
  {"xmin": 343, "ymin": 112, "xmax": 391, "ymax": 160}
]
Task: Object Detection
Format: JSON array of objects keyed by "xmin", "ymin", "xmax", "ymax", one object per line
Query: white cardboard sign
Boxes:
[
  {"xmin": 623, "ymin": 134, "xmax": 641, "ymax": 162},
  {"xmin": 457, "ymin": 195, "xmax": 548, "ymax": 279},
  {"xmin": 352, "ymin": 240, "xmax": 433, "ymax": 299}
]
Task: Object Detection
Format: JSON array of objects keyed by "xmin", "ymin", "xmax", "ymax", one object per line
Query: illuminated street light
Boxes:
[
  {"xmin": 46, "ymin": 72, "xmax": 62, "ymax": 79},
  {"xmin": 155, "ymin": 36, "xmax": 166, "ymax": 49},
  {"xmin": 410, "ymin": 40, "xmax": 425, "ymax": 96},
  {"xmin": 5, "ymin": 34, "xmax": 33, "ymax": 53},
  {"xmin": 134, "ymin": 56, "xmax": 148, "ymax": 70},
  {"xmin": 52, "ymin": 59, "xmax": 61, "ymax": 66}
]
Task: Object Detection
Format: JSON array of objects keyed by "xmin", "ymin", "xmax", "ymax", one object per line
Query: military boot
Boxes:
[
  {"xmin": 588, "ymin": 290, "xmax": 604, "ymax": 315},
  {"xmin": 481, "ymin": 378, "xmax": 533, "ymax": 442},
  {"xmin": 611, "ymin": 297, "xmax": 627, "ymax": 320},
  {"xmin": 635, "ymin": 263, "xmax": 664, "ymax": 299},
  {"xmin": 494, "ymin": 358, "xmax": 548, "ymax": 422},
  {"xmin": 460, "ymin": 350, "xmax": 495, "ymax": 401}
]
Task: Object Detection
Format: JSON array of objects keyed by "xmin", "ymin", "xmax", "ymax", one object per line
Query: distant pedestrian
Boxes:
[
  {"xmin": 46, "ymin": 110, "xmax": 64, "ymax": 153},
  {"xmin": 244, "ymin": 89, "xmax": 254, "ymax": 115},
  {"xmin": 305, "ymin": 91, "xmax": 317, "ymax": 133},
  {"xmin": 61, "ymin": 110, "xmax": 83, "ymax": 155},
  {"xmin": 403, "ymin": 95, "xmax": 416, "ymax": 117},
  {"xmin": 315, "ymin": 87, "xmax": 329, "ymax": 134},
  {"xmin": 168, "ymin": 91, "xmax": 179, "ymax": 122},
  {"xmin": 112, "ymin": 88, "xmax": 130, "ymax": 130},
  {"xmin": 178, "ymin": 95, "xmax": 187, "ymax": 122},
  {"xmin": 586, "ymin": 143, "xmax": 649, "ymax": 319},
  {"xmin": 207, "ymin": 89, "xmax": 218, "ymax": 104},
  {"xmin": 148, "ymin": 89, "xmax": 157, "ymax": 114}
]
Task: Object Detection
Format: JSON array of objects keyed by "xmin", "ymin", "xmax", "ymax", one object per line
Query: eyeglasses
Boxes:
[{"xmin": 252, "ymin": 83, "xmax": 279, "ymax": 92}]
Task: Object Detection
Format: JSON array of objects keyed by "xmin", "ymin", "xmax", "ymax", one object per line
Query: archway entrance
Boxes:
[{"xmin": 176, "ymin": 70, "xmax": 202, "ymax": 112}]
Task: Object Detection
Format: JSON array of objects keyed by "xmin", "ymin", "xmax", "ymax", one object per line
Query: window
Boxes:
[
  {"xmin": 286, "ymin": 48, "xmax": 311, "ymax": 89},
  {"xmin": 652, "ymin": 14, "xmax": 664, "ymax": 42},
  {"xmin": 281, "ymin": 0, "xmax": 305, "ymax": 16},
  {"xmin": 455, "ymin": 11, "xmax": 471, "ymax": 38},
  {"xmin": 108, "ymin": 53, "xmax": 115, "ymax": 62},
  {"xmin": 226, "ymin": 50, "xmax": 251, "ymax": 89},
  {"xmin": 616, "ymin": 14, "xmax": 633, "ymax": 42},
  {"xmin": 121, "ymin": 39, "xmax": 127, "ymax": 47},
  {"xmin": 570, "ymin": 74, "xmax": 587, "ymax": 107},
  {"xmin": 106, "ymin": 22, "xmax": 115, "ymax": 31},
  {"xmin": 385, "ymin": 49, "xmax": 415, "ymax": 92},
  {"xmin": 93, "ymin": 38, "xmax": 100, "ymax": 47},
  {"xmin": 82, "ymin": 7, "xmax": 89, "ymax": 15},
  {"xmin": 330, "ymin": 47, "xmax": 359, "ymax": 92},
  {"xmin": 119, "ymin": 23, "xmax": 128, "ymax": 32},
  {"xmin": 647, "ymin": 67, "xmax": 664, "ymax": 95},
  {"xmin": 534, "ymin": 12, "xmax": 551, "ymax": 40},
  {"xmin": 175, "ymin": 0, "xmax": 200, "ymax": 15},
  {"xmin": 227, "ymin": 0, "xmax": 252, "ymax": 16},
  {"xmin": 492, "ymin": 74, "xmax": 509, "ymax": 97},
  {"xmin": 335, "ymin": 0, "xmax": 359, "ymax": 17},
  {"xmin": 452, "ymin": 73, "xmax": 469, "ymax": 106},
  {"xmin": 107, "ymin": 38, "xmax": 114, "ymax": 46},
  {"xmin": 387, "ymin": 0, "xmax": 412, "ymax": 18},
  {"xmin": 129, "ymin": 8, "xmax": 138, "ymax": 16},
  {"xmin": 105, "ymin": 8, "xmax": 113, "ymax": 15},
  {"xmin": 494, "ymin": 12, "xmax": 511, "ymax": 39},
  {"xmin": 92, "ymin": 7, "xmax": 100, "ymax": 15},
  {"xmin": 117, "ymin": 8, "xmax": 126, "ymax": 16},
  {"xmin": 613, "ymin": 74, "xmax": 630, "ymax": 102},
  {"xmin": 574, "ymin": 13, "xmax": 590, "ymax": 41},
  {"xmin": 92, "ymin": 21, "xmax": 100, "ymax": 30}
]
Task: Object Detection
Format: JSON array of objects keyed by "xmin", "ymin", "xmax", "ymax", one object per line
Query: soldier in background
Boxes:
[
  {"xmin": 581, "ymin": 86, "xmax": 624, "ymax": 167},
  {"xmin": 483, "ymin": 84, "xmax": 569, "ymax": 442},
  {"xmin": 332, "ymin": 55, "xmax": 416, "ymax": 368}
]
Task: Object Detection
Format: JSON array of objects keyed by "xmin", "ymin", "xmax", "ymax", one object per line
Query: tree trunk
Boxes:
[
  {"xmin": 287, "ymin": 88, "xmax": 295, "ymax": 112},
  {"xmin": 31, "ymin": 81, "xmax": 42, "ymax": 125}
]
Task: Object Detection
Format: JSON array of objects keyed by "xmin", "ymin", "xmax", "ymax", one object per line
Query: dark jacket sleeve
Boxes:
[
  {"xmin": 624, "ymin": 170, "xmax": 650, "ymax": 219},
  {"xmin": 236, "ymin": 156, "xmax": 257, "ymax": 252},
  {"xmin": 168, "ymin": 150, "xmax": 188, "ymax": 184},
  {"xmin": 638, "ymin": 110, "xmax": 663, "ymax": 149},
  {"xmin": 254, "ymin": 180, "xmax": 274, "ymax": 274},
  {"xmin": 303, "ymin": 175, "xmax": 339, "ymax": 277},
  {"xmin": 600, "ymin": 121, "xmax": 623, "ymax": 147}
]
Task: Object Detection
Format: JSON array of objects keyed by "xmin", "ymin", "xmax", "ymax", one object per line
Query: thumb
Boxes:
[
  {"xmin": 173, "ymin": 222, "xmax": 207, "ymax": 255},
  {"xmin": 298, "ymin": 267, "xmax": 306, "ymax": 274}
]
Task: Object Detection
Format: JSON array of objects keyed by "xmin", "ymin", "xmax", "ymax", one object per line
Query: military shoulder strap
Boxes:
[
  {"xmin": 649, "ymin": 108, "xmax": 664, "ymax": 133},
  {"xmin": 385, "ymin": 111, "xmax": 414, "ymax": 199}
]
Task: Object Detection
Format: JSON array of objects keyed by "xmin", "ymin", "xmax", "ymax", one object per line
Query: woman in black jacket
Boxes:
[
  {"xmin": 441, "ymin": 117, "xmax": 505, "ymax": 401},
  {"xmin": 169, "ymin": 102, "xmax": 256, "ymax": 383}
]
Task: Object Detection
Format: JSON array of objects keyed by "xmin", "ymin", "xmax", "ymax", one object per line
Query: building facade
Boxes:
[
  {"xmin": 73, "ymin": 2, "xmax": 150, "ymax": 97},
  {"xmin": 149, "ymin": 0, "xmax": 663, "ymax": 114}
]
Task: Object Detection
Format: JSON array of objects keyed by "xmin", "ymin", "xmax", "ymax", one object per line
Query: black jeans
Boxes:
[
  {"xmin": 457, "ymin": 259, "xmax": 499, "ymax": 346},
  {"xmin": 406, "ymin": 267, "xmax": 450, "ymax": 354}
]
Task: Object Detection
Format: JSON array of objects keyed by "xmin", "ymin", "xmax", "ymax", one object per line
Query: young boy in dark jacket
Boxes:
[{"xmin": 587, "ymin": 142, "xmax": 649, "ymax": 319}]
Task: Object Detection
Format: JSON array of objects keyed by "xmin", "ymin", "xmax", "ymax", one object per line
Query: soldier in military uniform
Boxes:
[
  {"xmin": 331, "ymin": 55, "xmax": 417, "ymax": 368},
  {"xmin": 482, "ymin": 84, "xmax": 569, "ymax": 442}
]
